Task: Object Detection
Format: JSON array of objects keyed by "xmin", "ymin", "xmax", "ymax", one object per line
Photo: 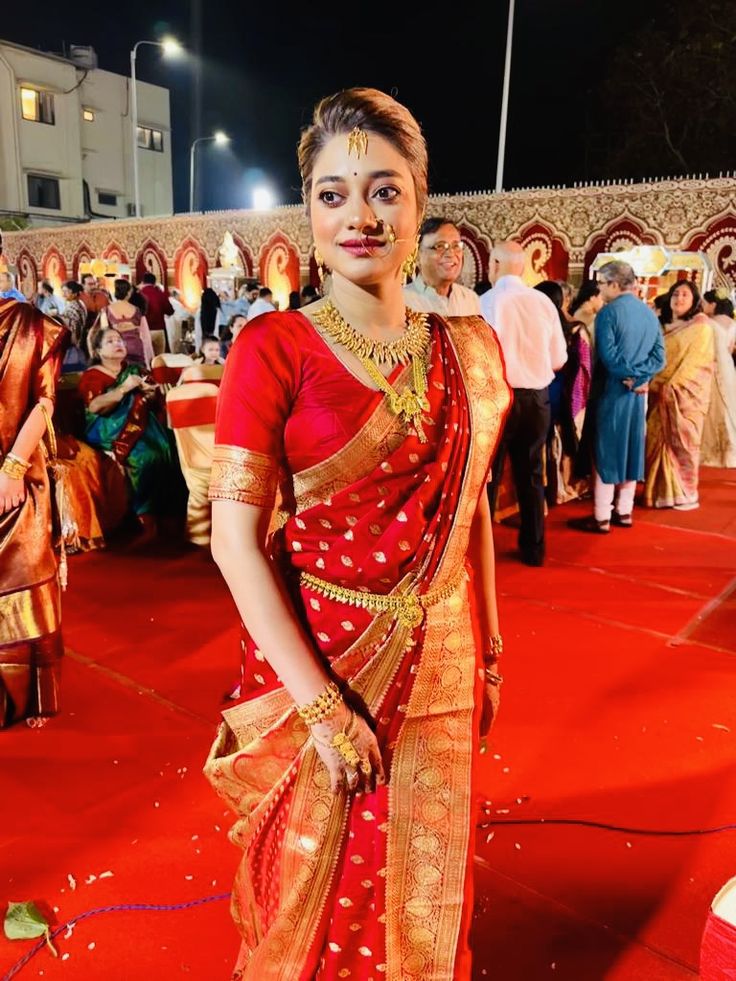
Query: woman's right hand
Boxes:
[
  {"xmin": 311, "ymin": 702, "xmax": 386, "ymax": 795},
  {"xmin": 121, "ymin": 374, "xmax": 144, "ymax": 393}
]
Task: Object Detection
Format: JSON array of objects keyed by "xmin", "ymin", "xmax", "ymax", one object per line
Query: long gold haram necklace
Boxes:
[{"xmin": 313, "ymin": 300, "xmax": 432, "ymax": 442}]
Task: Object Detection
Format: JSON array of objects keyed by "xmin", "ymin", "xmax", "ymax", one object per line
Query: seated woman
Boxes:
[
  {"xmin": 79, "ymin": 327, "xmax": 174, "ymax": 539},
  {"xmin": 644, "ymin": 281, "xmax": 715, "ymax": 510},
  {"xmin": 92, "ymin": 279, "xmax": 154, "ymax": 368}
]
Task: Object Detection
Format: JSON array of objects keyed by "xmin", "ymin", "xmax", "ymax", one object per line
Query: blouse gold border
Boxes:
[{"xmin": 208, "ymin": 444, "xmax": 279, "ymax": 508}]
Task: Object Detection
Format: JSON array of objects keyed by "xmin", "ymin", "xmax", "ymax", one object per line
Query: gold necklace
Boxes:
[
  {"xmin": 312, "ymin": 300, "xmax": 430, "ymax": 366},
  {"xmin": 312, "ymin": 301, "xmax": 431, "ymax": 442}
]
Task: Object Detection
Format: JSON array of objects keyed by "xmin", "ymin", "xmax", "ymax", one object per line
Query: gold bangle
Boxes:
[
  {"xmin": 484, "ymin": 667, "xmax": 504, "ymax": 686},
  {"xmin": 296, "ymin": 680, "xmax": 343, "ymax": 726},
  {"xmin": 1, "ymin": 455, "xmax": 30, "ymax": 480},
  {"xmin": 485, "ymin": 633, "xmax": 503, "ymax": 660}
]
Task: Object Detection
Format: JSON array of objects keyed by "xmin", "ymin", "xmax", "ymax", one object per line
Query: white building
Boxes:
[{"xmin": 0, "ymin": 38, "xmax": 173, "ymax": 226}]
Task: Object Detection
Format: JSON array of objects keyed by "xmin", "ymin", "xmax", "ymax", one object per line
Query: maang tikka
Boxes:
[{"xmin": 347, "ymin": 126, "xmax": 368, "ymax": 158}]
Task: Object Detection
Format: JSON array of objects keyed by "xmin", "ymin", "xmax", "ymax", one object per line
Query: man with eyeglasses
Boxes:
[
  {"xmin": 482, "ymin": 240, "xmax": 568, "ymax": 567},
  {"xmin": 404, "ymin": 217, "xmax": 481, "ymax": 316},
  {"xmin": 569, "ymin": 260, "xmax": 664, "ymax": 533}
]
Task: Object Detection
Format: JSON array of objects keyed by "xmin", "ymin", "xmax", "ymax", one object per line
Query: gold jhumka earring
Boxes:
[
  {"xmin": 401, "ymin": 238, "xmax": 420, "ymax": 284},
  {"xmin": 314, "ymin": 248, "xmax": 327, "ymax": 286},
  {"xmin": 347, "ymin": 126, "xmax": 368, "ymax": 158}
]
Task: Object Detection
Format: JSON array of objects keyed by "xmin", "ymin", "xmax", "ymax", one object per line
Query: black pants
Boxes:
[{"xmin": 488, "ymin": 387, "xmax": 551, "ymax": 562}]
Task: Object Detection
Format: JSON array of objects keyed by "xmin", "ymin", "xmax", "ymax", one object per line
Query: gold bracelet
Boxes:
[
  {"xmin": 485, "ymin": 633, "xmax": 503, "ymax": 660},
  {"xmin": 1, "ymin": 453, "xmax": 31, "ymax": 480},
  {"xmin": 296, "ymin": 680, "xmax": 343, "ymax": 726},
  {"xmin": 484, "ymin": 666, "xmax": 504, "ymax": 686}
]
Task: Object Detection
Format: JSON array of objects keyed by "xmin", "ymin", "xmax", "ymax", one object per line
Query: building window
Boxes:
[
  {"xmin": 136, "ymin": 126, "xmax": 164, "ymax": 152},
  {"xmin": 98, "ymin": 191, "xmax": 118, "ymax": 206},
  {"xmin": 27, "ymin": 174, "xmax": 61, "ymax": 210},
  {"xmin": 83, "ymin": 107, "xmax": 95, "ymax": 122},
  {"xmin": 20, "ymin": 87, "xmax": 55, "ymax": 124}
]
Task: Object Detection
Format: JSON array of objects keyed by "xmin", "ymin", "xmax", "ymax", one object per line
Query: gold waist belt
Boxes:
[{"xmin": 300, "ymin": 567, "xmax": 466, "ymax": 630}]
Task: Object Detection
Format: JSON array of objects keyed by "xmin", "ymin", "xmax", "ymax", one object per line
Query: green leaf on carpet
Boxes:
[{"xmin": 4, "ymin": 901, "xmax": 58, "ymax": 956}]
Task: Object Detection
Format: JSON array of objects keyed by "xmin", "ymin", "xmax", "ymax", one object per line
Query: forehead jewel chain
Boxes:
[{"xmin": 347, "ymin": 126, "xmax": 369, "ymax": 158}]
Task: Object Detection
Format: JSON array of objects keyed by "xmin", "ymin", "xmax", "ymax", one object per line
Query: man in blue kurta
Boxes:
[{"xmin": 570, "ymin": 260, "xmax": 665, "ymax": 532}]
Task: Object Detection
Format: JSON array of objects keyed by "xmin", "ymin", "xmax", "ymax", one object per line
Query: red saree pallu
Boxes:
[{"xmin": 206, "ymin": 312, "xmax": 511, "ymax": 979}]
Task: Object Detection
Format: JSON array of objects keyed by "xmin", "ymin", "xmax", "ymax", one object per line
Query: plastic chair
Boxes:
[{"xmin": 151, "ymin": 353, "xmax": 194, "ymax": 391}]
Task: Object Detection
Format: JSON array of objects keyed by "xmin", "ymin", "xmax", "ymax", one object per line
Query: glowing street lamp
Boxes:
[
  {"xmin": 189, "ymin": 131, "xmax": 231, "ymax": 212},
  {"xmin": 130, "ymin": 37, "xmax": 183, "ymax": 218},
  {"xmin": 252, "ymin": 186, "xmax": 275, "ymax": 211}
]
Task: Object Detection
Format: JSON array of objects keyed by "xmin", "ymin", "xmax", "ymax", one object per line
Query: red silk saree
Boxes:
[{"xmin": 206, "ymin": 311, "xmax": 511, "ymax": 979}]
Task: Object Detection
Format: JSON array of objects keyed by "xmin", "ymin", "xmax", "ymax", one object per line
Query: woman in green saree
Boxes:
[{"xmin": 78, "ymin": 327, "xmax": 173, "ymax": 538}]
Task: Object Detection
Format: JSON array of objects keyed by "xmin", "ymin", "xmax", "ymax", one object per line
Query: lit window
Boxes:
[
  {"xmin": 27, "ymin": 174, "xmax": 61, "ymax": 210},
  {"xmin": 20, "ymin": 87, "xmax": 55, "ymax": 124},
  {"xmin": 83, "ymin": 108, "xmax": 95, "ymax": 122},
  {"xmin": 136, "ymin": 126, "xmax": 164, "ymax": 152}
]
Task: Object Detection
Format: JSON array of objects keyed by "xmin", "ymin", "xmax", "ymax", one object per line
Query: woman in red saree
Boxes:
[
  {"xmin": 206, "ymin": 88, "xmax": 511, "ymax": 980},
  {"xmin": 0, "ymin": 298, "xmax": 67, "ymax": 727}
]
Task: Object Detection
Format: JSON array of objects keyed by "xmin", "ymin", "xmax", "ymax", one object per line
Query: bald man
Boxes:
[{"xmin": 481, "ymin": 242, "xmax": 567, "ymax": 566}]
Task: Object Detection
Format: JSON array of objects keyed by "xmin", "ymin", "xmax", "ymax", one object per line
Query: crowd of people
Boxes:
[{"xmin": 1, "ymin": 83, "xmax": 736, "ymax": 977}]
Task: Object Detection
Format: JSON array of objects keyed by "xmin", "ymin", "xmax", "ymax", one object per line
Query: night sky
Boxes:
[{"xmin": 8, "ymin": 0, "xmax": 648, "ymax": 213}]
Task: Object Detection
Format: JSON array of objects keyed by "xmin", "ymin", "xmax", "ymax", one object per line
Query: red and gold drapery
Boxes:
[{"xmin": 206, "ymin": 311, "xmax": 511, "ymax": 979}]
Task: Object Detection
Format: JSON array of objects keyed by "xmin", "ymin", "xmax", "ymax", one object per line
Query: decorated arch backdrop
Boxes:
[{"xmin": 2, "ymin": 177, "xmax": 735, "ymax": 302}]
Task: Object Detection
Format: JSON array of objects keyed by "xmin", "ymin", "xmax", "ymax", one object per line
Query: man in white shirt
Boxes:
[
  {"xmin": 404, "ymin": 217, "xmax": 481, "ymax": 317},
  {"xmin": 246, "ymin": 287, "xmax": 276, "ymax": 321},
  {"xmin": 481, "ymin": 241, "xmax": 568, "ymax": 566}
]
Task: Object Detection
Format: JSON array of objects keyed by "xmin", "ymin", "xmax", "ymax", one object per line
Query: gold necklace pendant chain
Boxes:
[
  {"xmin": 312, "ymin": 300, "xmax": 430, "ymax": 366},
  {"xmin": 312, "ymin": 300, "xmax": 432, "ymax": 442}
]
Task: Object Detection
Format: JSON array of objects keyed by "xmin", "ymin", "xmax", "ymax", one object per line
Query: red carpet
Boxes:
[{"xmin": 1, "ymin": 474, "xmax": 735, "ymax": 980}]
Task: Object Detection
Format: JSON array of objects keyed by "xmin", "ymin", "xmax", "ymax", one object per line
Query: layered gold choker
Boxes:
[
  {"xmin": 312, "ymin": 300, "xmax": 430, "ymax": 367},
  {"xmin": 312, "ymin": 301, "xmax": 432, "ymax": 441}
]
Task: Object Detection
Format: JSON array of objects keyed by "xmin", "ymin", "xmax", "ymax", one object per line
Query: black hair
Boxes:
[
  {"xmin": 40, "ymin": 279, "xmax": 53, "ymax": 294},
  {"xmin": 703, "ymin": 289, "xmax": 735, "ymax": 319},
  {"xmin": 474, "ymin": 279, "xmax": 492, "ymax": 296},
  {"xmin": 114, "ymin": 278, "xmax": 132, "ymax": 301},
  {"xmin": 142, "ymin": 272, "xmax": 157, "ymax": 285},
  {"xmin": 288, "ymin": 291, "xmax": 301, "ymax": 310},
  {"xmin": 301, "ymin": 284, "xmax": 318, "ymax": 301},
  {"xmin": 418, "ymin": 216, "xmax": 457, "ymax": 244},
  {"xmin": 570, "ymin": 281, "xmax": 600, "ymax": 315},
  {"xmin": 259, "ymin": 287, "xmax": 272, "ymax": 299}
]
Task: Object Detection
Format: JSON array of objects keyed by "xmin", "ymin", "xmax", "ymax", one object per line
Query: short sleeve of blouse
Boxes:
[{"xmin": 209, "ymin": 314, "xmax": 299, "ymax": 508}]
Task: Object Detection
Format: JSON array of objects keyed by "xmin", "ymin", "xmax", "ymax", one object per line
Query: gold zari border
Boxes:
[
  {"xmin": 208, "ymin": 444, "xmax": 279, "ymax": 508},
  {"xmin": 0, "ymin": 578, "xmax": 61, "ymax": 646}
]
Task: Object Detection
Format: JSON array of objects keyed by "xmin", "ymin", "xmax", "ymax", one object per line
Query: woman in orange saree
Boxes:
[
  {"xmin": 0, "ymin": 298, "xmax": 67, "ymax": 727},
  {"xmin": 206, "ymin": 89, "xmax": 511, "ymax": 980}
]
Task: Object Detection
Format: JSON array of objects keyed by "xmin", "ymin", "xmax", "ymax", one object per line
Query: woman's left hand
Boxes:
[
  {"xmin": 480, "ymin": 666, "xmax": 502, "ymax": 739},
  {"xmin": 0, "ymin": 473, "xmax": 26, "ymax": 514}
]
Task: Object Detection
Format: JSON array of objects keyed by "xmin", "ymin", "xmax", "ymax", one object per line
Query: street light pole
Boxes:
[
  {"xmin": 495, "ymin": 0, "xmax": 515, "ymax": 193},
  {"xmin": 130, "ymin": 37, "xmax": 182, "ymax": 219},
  {"xmin": 130, "ymin": 43, "xmax": 141, "ymax": 218},
  {"xmin": 189, "ymin": 132, "xmax": 229, "ymax": 212}
]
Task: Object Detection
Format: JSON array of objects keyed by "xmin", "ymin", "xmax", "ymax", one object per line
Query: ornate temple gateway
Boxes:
[{"xmin": 2, "ymin": 175, "xmax": 735, "ymax": 309}]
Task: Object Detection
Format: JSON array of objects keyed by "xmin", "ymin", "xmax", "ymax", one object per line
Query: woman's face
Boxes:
[
  {"xmin": 309, "ymin": 131, "xmax": 420, "ymax": 290},
  {"xmin": 670, "ymin": 284, "xmax": 695, "ymax": 319},
  {"xmin": 98, "ymin": 329, "xmax": 127, "ymax": 361}
]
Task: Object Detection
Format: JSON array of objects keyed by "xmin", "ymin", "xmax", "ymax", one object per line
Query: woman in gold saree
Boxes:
[
  {"xmin": 0, "ymin": 298, "xmax": 67, "ymax": 727},
  {"xmin": 206, "ymin": 89, "xmax": 511, "ymax": 979},
  {"xmin": 644, "ymin": 281, "xmax": 715, "ymax": 510}
]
